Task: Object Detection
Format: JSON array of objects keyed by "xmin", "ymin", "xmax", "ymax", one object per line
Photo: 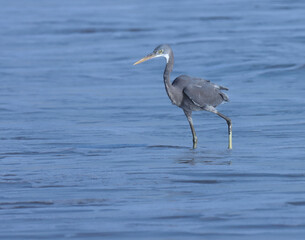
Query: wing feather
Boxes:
[{"xmin": 183, "ymin": 81, "xmax": 229, "ymax": 108}]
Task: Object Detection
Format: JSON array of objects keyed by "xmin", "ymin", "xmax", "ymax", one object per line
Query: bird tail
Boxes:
[
  {"xmin": 213, "ymin": 83, "xmax": 229, "ymax": 91},
  {"xmin": 219, "ymin": 85, "xmax": 229, "ymax": 91},
  {"xmin": 220, "ymin": 92, "xmax": 229, "ymax": 102}
]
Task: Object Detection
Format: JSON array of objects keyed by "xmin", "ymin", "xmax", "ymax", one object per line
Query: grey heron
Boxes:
[{"xmin": 134, "ymin": 44, "xmax": 232, "ymax": 149}]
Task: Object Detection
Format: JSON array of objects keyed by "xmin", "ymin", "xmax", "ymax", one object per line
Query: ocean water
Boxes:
[{"xmin": 1, "ymin": 0, "xmax": 305, "ymax": 239}]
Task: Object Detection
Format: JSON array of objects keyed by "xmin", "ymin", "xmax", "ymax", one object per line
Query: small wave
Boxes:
[
  {"xmin": 263, "ymin": 63, "xmax": 297, "ymax": 70},
  {"xmin": 198, "ymin": 16, "xmax": 241, "ymax": 21},
  {"xmin": 55, "ymin": 27, "xmax": 153, "ymax": 35},
  {"xmin": 177, "ymin": 159, "xmax": 232, "ymax": 165},
  {"xmin": 0, "ymin": 201, "xmax": 54, "ymax": 209},
  {"xmin": 172, "ymin": 179, "xmax": 220, "ymax": 184},
  {"xmin": 287, "ymin": 201, "xmax": 305, "ymax": 206},
  {"xmin": 0, "ymin": 108, "xmax": 12, "ymax": 112},
  {"xmin": 154, "ymin": 214, "xmax": 201, "ymax": 220},
  {"xmin": 147, "ymin": 145, "xmax": 189, "ymax": 149}
]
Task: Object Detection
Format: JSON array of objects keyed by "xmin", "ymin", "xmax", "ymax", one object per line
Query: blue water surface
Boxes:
[{"xmin": 1, "ymin": 0, "xmax": 305, "ymax": 239}]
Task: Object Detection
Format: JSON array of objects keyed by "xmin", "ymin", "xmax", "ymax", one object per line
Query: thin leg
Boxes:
[
  {"xmin": 184, "ymin": 110, "xmax": 197, "ymax": 149},
  {"xmin": 204, "ymin": 106, "xmax": 232, "ymax": 149},
  {"xmin": 216, "ymin": 112, "xmax": 232, "ymax": 150}
]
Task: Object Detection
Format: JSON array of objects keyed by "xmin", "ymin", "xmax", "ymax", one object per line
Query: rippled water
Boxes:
[{"xmin": 1, "ymin": 0, "xmax": 305, "ymax": 239}]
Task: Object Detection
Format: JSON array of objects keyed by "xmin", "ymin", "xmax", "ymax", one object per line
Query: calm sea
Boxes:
[{"xmin": 1, "ymin": 0, "xmax": 305, "ymax": 239}]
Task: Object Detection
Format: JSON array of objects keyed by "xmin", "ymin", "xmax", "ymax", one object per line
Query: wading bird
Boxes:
[{"xmin": 134, "ymin": 44, "xmax": 232, "ymax": 149}]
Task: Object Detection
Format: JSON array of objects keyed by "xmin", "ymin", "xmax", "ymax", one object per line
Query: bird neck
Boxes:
[{"xmin": 163, "ymin": 51, "xmax": 177, "ymax": 105}]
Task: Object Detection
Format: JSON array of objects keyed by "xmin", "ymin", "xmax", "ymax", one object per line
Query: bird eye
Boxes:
[{"xmin": 158, "ymin": 49, "xmax": 164, "ymax": 54}]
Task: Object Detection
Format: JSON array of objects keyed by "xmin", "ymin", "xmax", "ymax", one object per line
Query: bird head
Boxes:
[{"xmin": 133, "ymin": 44, "xmax": 172, "ymax": 65}]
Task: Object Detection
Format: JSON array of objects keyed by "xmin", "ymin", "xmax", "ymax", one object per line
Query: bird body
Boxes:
[
  {"xmin": 134, "ymin": 44, "xmax": 232, "ymax": 149},
  {"xmin": 172, "ymin": 75, "xmax": 229, "ymax": 111}
]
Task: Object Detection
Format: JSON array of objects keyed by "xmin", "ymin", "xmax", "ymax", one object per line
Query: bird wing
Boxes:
[
  {"xmin": 190, "ymin": 77, "xmax": 229, "ymax": 91},
  {"xmin": 183, "ymin": 80, "xmax": 229, "ymax": 108}
]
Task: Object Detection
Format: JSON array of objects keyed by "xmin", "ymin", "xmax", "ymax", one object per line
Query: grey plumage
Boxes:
[
  {"xmin": 134, "ymin": 44, "xmax": 232, "ymax": 149},
  {"xmin": 173, "ymin": 75, "xmax": 229, "ymax": 108}
]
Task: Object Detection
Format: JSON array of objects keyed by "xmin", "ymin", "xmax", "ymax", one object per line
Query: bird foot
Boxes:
[
  {"xmin": 192, "ymin": 137, "xmax": 198, "ymax": 149},
  {"xmin": 228, "ymin": 132, "xmax": 232, "ymax": 149}
]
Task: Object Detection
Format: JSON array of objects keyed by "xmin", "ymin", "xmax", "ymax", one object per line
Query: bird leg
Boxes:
[
  {"xmin": 216, "ymin": 112, "xmax": 232, "ymax": 150},
  {"xmin": 184, "ymin": 111, "xmax": 198, "ymax": 149},
  {"xmin": 204, "ymin": 106, "xmax": 232, "ymax": 149}
]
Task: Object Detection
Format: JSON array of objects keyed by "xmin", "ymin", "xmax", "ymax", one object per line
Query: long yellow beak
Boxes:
[{"xmin": 133, "ymin": 53, "xmax": 156, "ymax": 65}]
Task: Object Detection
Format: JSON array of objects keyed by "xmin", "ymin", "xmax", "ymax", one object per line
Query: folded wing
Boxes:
[{"xmin": 183, "ymin": 78, "xmax": 229, "ymax": 108}]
